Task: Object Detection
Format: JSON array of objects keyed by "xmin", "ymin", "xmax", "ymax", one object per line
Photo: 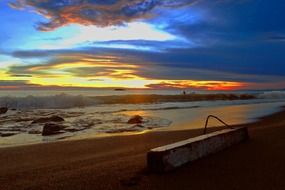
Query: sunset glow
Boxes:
[{"xmin": 0, "ymin": 0, "xmax": 284, "ymax": 90}]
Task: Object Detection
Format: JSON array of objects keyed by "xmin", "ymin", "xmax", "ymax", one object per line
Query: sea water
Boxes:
[{"xmin": 0, "ymin": 89, "xmax": 284, "ymax": 147}]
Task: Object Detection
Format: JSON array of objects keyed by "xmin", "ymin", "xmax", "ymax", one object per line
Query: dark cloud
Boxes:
[
  {"xmin": 142, "ymin": 44, "xmax": 285, "ymax": 77},
  {"xmin": 0, "ymin": 80, "xmax": 42, "ymax": 90},
  {"xmin": 91, "ymin": 39, "xmax": 194, "ymax": 51},
  {"xmin": 144, "ymin": 81, "xmax": 241, "ymax": 90},
  {"xmin": 0, "ymin": 80, "xmax": 102, "ymax": 90},
  {"xmin": 0, "ymin": 80, "xmax": 30, "ymax": 87},
  {"xmin": 159, "ymin": 0, "xmax": 285, "ymax": 48},
  {"xmin": 7, "ymin": 52, "xmax": 140, "ymax": 79},
  {"xmin": 88, "ymin": 78, "xmax": 104, "ymax": 81},
  {"xmin": 11, "ymin": 50, "xmax": 58, "ymax": 58},
  {"xmin": 145, "ymin": 82, "xmax": 193, "ymax": 89},
  {"xmin": 9, "ymin": 0, "xmax": 198, "ymax": 31},
  {"xmin": 266, "ymin": 35, "xmax": 285, "ymax": 42},
  {"xmin": 66, "ymin": 66, "xmax": 137, "ymax": 79},
  {"xmin": 9, "ymin": 74, "xmax": 33, "ymax": 77},
  {"xmin": 6, "ymin": 47, "xmax": 285, "ymax": 85}
]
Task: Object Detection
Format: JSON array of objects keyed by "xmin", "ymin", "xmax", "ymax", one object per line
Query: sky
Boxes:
[{"xmin": 0, "ymin": 0, "xmax": 285, "ymax": 90}]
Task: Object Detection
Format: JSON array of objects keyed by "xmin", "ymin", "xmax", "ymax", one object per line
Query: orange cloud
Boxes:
[
  {"xmin": 9, "ymin": 0, "xmax": 198, "ymax": 31},
  {"xmin": 4, "ymin": 52, "xmax": 249, "ymax": 90},
  {"xmin": 145, "ymin": 81, "xmax": 245, "ymax": 90}
]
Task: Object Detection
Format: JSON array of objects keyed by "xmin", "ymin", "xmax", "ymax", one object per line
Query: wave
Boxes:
[
  {"xmin": 257, "ymin": 91, "xmax": 285, "ymax": 99},
  {"xmin": 98, "ymin": 105, "xmax": 201, "ymax": 114},
  {"xmin": 0, "ymin": 91, "xmax": 284, "ymax": 109},
  {"xmin": 0, "ymin": 93, "xmax": 98, "ymax": 109}
]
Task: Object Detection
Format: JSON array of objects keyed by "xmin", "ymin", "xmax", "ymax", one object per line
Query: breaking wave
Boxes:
[
  {"xmin": 0, "ymin": 91, "xmax": 284, "ymax": 109},
  {"xmin": 0, "ymin": 93, "xmax": 98, "ymax": 109},
  {"xmin": 257, "ymin": 91, "xmax": 285, "ymax": 99}
]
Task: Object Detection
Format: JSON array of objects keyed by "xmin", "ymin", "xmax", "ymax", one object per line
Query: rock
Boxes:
[
  {"xmin": 32, "ymin": 116, "xmax": 64, "ymax": 124},
  {"xmin": 133, "ymin": 124, "xmax": 144, "ymax": 128},
  {"xmin": 42, "ymin": 123, "xmax": 65, "ymax": 136},
  {"xmin": 0, "ymin": 133, "xmax": 16, "ymax": 137},
  {"xmin": 0, "ymin": 107, "xmax": 8, "ymax": 114},
  {"xmin": 127, "ymin": 115, "xmax": 143, "ymax": 124}
]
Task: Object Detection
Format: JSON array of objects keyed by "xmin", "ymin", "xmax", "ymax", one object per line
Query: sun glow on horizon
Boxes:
[
  {"xmin": 0, "ymin": 53, "xmax": 247, "ymax": 90},
  {"xmin": 1, "ymin": 74, "xmax": 246, "ymax": 90},
  {"xmin": 1, "ymin": 0, "xmax": 284, "ymax": 91}
]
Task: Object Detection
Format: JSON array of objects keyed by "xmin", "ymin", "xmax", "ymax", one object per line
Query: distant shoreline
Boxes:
[
  {"xmin": 0, "ymin": 93, "xmax": 257, "ymax": 109},
  {"xmin": 94, "ymin": 93, "xmax": 256, "ymax": 104}
]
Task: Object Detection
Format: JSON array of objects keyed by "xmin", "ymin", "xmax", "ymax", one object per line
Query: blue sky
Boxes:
[{"xmin": 0, "ymin": 0, "xmax": 285, "ymax": 90}]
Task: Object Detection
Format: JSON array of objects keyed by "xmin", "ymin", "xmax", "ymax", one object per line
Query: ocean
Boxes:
[{"xmin": 0, "ymin": 89, "xmax": 284, "ymax": 147}]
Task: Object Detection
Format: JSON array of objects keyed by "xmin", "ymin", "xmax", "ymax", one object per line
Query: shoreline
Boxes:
[
  {"xmin": 1, "ymin": 107, "xmax": 285, "ymax": 189},
  {"xmin": 0, "ymin": 102, "xmax": 283, "ymax": 148},
  {"xmin": 0, "ymin": 93, "xmax": 259, "ymax": 109}
]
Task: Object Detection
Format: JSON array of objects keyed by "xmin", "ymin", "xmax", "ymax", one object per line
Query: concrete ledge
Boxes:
[{"xmin": 147, "ymin": 127, "xmax": 249, "ymax": 173}]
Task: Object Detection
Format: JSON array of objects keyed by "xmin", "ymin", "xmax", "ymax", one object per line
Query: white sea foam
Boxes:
[
  {"xmin": 0, "ymin": 93, "xmax": 97, "ymax": 109},
  {"xmin": 0, "ymin": 90, "xmax": 284, "ymax": 109},
  {"xmin": 257, "ymin": 91, "xmax": 285, "ymax": 99},
  {"xmin": 0, "ymin": 93, "xmax": 284, "ymax": 147}
]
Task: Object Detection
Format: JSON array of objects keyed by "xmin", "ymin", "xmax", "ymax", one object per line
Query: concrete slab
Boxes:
[{"xmin": 147, "ymin": 127, "xmax": 249, "ymax": 172}]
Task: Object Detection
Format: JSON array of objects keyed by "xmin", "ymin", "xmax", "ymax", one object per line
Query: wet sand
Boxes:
[{"xmin": 1, "ymin": 107, "xmax": 285, "ymax": 190}]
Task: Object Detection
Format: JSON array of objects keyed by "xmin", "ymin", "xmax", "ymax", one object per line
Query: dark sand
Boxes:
[{"xmin": 1, "ymin": 107, "xmax": 285, "ymax": 190}]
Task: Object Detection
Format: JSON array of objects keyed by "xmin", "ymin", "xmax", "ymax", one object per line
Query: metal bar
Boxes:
[{"xmin": 203, "ymin": 115, "xmax": 233, "ymax": 134}]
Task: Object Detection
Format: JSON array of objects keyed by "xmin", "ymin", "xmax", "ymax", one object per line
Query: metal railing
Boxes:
[{"xmin": 203, "ymin": 115, "xmax": 233, "ymax": 134}]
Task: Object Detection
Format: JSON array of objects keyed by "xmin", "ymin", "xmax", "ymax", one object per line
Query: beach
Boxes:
[
  {"xmin": 1, "ymin": 106, "xmax": 285, "ymax": 190},
  {"xmin": 2, "ymin": 0, "xmax": 285, "ymax": 189}
]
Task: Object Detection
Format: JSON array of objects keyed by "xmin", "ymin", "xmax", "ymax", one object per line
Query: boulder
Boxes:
[
  {"xmin": 133, "ymin": 124, "xmax": 144, "ymax": 128},
  {"xmin": 127, "ymin": 115, "xmax": 143, "ymax": 124},
  {"xmin": 0, "ymin": 132, "xmax": 16, "ymax": 137},
  {"xmin": 42, "ymin": 123, "xmax": 65, "ymax": 136},
  {"xmin": 32, "ymin": 115, "xmax": 64, "ymax": 124},
  {"xmin": 0, "ymin": 107, "xmax": 8, "ymax": 114}
]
